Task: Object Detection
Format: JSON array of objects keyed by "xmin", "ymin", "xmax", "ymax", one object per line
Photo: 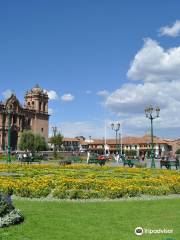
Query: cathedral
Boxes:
[{"xmin": 0, "ymin": 85, "xmax": 49, "ymax": 151}]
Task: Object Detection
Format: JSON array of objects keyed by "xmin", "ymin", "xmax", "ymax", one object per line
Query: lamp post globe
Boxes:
[{"xmin": 111, "ymin": 122, "xmax": 121, "ymax": 154}]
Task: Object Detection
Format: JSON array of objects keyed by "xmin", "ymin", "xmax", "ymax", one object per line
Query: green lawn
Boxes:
[{"xmin": 0, "ymin": 198, "xmax": 179, "ymax": 240}]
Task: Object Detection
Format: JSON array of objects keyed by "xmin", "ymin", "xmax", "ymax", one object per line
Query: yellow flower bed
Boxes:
[{"xmin": 0, "ymin": 163, "xmax": 179, "ymax": 199}]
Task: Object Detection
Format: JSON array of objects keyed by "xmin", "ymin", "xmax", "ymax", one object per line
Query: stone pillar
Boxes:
[{"xmin": 45, "ymin": 102, "xmax": 48, "ymax": 113}]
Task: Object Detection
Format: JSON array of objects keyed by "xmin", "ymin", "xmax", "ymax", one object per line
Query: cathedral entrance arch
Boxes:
[{"xmin": 10, "ymin": 126, "xmax": 19, "ymax": 151}]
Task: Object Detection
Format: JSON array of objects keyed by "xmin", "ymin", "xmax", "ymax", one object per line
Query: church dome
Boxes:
[{"xmin": 31, "ymin": 84, "xmax": 43, "ymax": 94}]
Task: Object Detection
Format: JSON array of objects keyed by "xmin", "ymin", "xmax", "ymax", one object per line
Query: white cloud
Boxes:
[
  {"xmin": 159, "ymin": 20, "xmax": 180, "ymax": 37},
  {"xmin": 61, "ymin": 93, "xmax": 74, "ymax": 102},
  {"xmin": 122, "ymin": 101, "xmax": 180, "ymax": 132},
  {"xmin": 59, "ymin": 121, "xmax": 96, "ymax": 137},
  {"xmin": 2, "ymin": 89, "xmax": 13, "ymax": 99},
  {"xmin": 48, "ymin": 108, "xmax": 54, "ymax": 115},
  {"xmin": 97, "ymin": 90, "xmax": 109, "ymax": 97},
  {"xmin": 45, "ymin": 90, "xmax": 75, "ymax": 102},
  {"xmin": 105, "ymin": 37, "xmax": 180, "ymax": 136},
  {"xmin": 49, "ymin": 121, "xmax": 96, "ymax": 138},
  {"xmin": 127, "ymin": 38, "xmax": 180, "ymax": 82},
  {"xmin": 105, "ymin": 80, "xmax": 180, "ymax": 132},
  {"xmin": 53, "ymin": 120, "xmax": 149, "ymax": 139},
  {"xmin": 105, "ymin": 92, "xmax": 180, "ymax": 137},
  {"xmin": 45, "ymin": 90, "xmax": 59, "ymax": 101},
  {"xmin": 105, "ymin": 81, "xmax": 180, "ymax": 114}
]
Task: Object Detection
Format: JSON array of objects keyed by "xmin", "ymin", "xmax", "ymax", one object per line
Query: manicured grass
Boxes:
[{"xmin": 0, "ymin": 198, "xmax": 179, "ymax": 240}]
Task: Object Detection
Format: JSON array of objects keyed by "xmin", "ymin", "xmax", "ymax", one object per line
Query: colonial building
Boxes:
[
  {"xmin": 166, "ymin": 138, "xmax": 180, "ymax": 155},
  {"xmin": 55, "ymin": 135, "xmax": 174, "ymax": 157},
  {"xmin": 62, "ymin": 137, "xmax": 80, "ymax": 151},
  {"xmin": 48, "ymin": 136, "xmax": 89, "ymax": 152},
  {"xmin": 0, "ymin": 85, "xmax": 49, "ymax": 151},
  {"xmin": 88, "ymin": 135, "xmax": 172, "ymax": 157}
]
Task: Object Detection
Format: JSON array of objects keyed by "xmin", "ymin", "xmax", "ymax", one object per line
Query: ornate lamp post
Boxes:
[
  {"xmin": 118, "ymin": 132, "xmax": 123, "ymax": 156},
  {"xmin": 111, "ymin": 122, "xmax": 120, "ymax": 154},
  {"xmin": 145, "ymin": 106, "xmax": 160, "ymax": 168}
]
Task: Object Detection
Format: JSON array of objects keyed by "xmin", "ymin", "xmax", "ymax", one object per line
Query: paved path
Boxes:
[
  {"xmin": 110, "ymin": 159, "xmax": 162, "ymax": 169},
  {"xmin": 13, "ymin": 194, "xmax": 180, "ymax": 202}
]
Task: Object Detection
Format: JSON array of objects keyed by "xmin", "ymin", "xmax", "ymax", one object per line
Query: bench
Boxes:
[
  {"xmin": 19, "ymin": 155, "xmax": 42, "ymax": 164},
  {"xmin": 88, "ymin": 155, "xmax": 107, "ymax": 166},
  {"xmin": 122, "ymin": 157, "xmax": 139, "ymax": 168},
  {"xmin": 122, "ymin": 158, "xmax": 135, "ymax": 167},
  {"xmin": 160, "ymin": 159, "xmax": 179, "ymax": 170},
  {"xmin": 88, "ymin": 158, "xmax": 106, "ymax": 166}
]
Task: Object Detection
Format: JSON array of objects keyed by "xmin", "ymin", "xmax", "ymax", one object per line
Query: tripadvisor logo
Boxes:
[
  {"xmin": 134, "ymin": 226, "xmax": 174, "ymax": 237},
  {"xmin": 135, "ymin": 227, "xmax": 143, "ymax": 236}
]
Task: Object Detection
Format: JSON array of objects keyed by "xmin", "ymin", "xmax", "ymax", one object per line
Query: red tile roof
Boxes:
[
  {"xmin": 90, "ymin": 135, "xmax": 171, "ymax": 145},
  {"xmin": 62, "ymin": 138, "xmax": 79, "ymax": 142}
]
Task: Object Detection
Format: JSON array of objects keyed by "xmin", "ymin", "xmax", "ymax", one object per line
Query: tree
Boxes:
[
  {"xmin": 175, "ymin": 149, "xmax": 180, "ymax": 154},
  {"xmin": 18, "ymin": 131, "xmax": 47, "ymax": 152},
  {"xmin": 50, "ymin": 132, "xmax": 63, "ymax": 158},
  {"xmin": 34, "ymin": 134, "xmax": 48, "ymax": 151},
  {"xmin": 18, "ymin": 131, "xmax": 35, "ymax": 152}
]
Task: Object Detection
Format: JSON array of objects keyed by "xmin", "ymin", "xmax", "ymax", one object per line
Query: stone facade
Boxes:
[{"xmin": 0, "ymin": 85, "xmax": 49, "ymax": 151}]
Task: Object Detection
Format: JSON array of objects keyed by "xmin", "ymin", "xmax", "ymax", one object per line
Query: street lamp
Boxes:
[
  {"xmin": 52, "ymin": 126, "xmax": 57, "ymax": 137},
  {"xmin": 145, "ymin": 105, "xmax": 160, "ymax": 168},
  {"xmin": 111, "ymin": 122, "xmax": 120, "ymax": 154},
  {"xmin": 118, "ymin": 132, "xmax": 123, "ymax": 156}
]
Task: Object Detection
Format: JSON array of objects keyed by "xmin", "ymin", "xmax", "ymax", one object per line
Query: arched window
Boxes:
[
  {"xmin": 39, "ymin": 102, "xmax": 42, "ymax": 111},
  {"xmin": 43, "ymin": 103, "xmax": 46, "ymax": 112}
]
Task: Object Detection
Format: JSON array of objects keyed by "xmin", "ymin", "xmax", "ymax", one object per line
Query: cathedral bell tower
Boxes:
[
  {"xmin": 24, "ymin": 84, "xmax": 49, "ymax": 141},
  {"xmin": 25, "ymin": 84, "xmax": 48, "ymax": 113}
]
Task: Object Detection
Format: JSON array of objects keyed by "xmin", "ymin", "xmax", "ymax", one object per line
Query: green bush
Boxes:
[
  {"xmin": 52, "ymin": 189, "xmax": 68, "ymax": 199},
  {"xmin": 141, "ymin": 186, "xmax": 170, "ymax": 195},
  {"xmin": 170, "ymin": 183, "xmax": 180, "ymax": 194},
  {"xmin": 15, "ymin": 187, "xmax": 51, "ymax": 198},
  {"xmin": 0, "ymin": 194, "xmax": 10, "ymax": 217},
  {"xmin": 126, "ymin": 186, "xmax": 141, "ymax": 197},
  {"xmin": 53, "ymin": 189, "xmax": 102, "ymax": 199},
  {"xmin": 0, "ymin": 154, "xmax": 16, "ymax": 161},
  {"xmin": 0, "ymin": 209, "xmax": 24, "ymax": 228},
  {"xmin": 105, "ymin": 188, "xmax": 127, "ymax": 199},
  {"xmin": 0, "ymin": 192, "xmax": 24, "ymax": 228},
  {"xmin": 175, "ymin": 149, "xmax": 180, "ymax": 154}
]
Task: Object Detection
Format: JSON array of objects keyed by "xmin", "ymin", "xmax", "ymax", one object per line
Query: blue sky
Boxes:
[{"xmin": 1, "ymin": 0, "xmax": 180, "ymax": 139}]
